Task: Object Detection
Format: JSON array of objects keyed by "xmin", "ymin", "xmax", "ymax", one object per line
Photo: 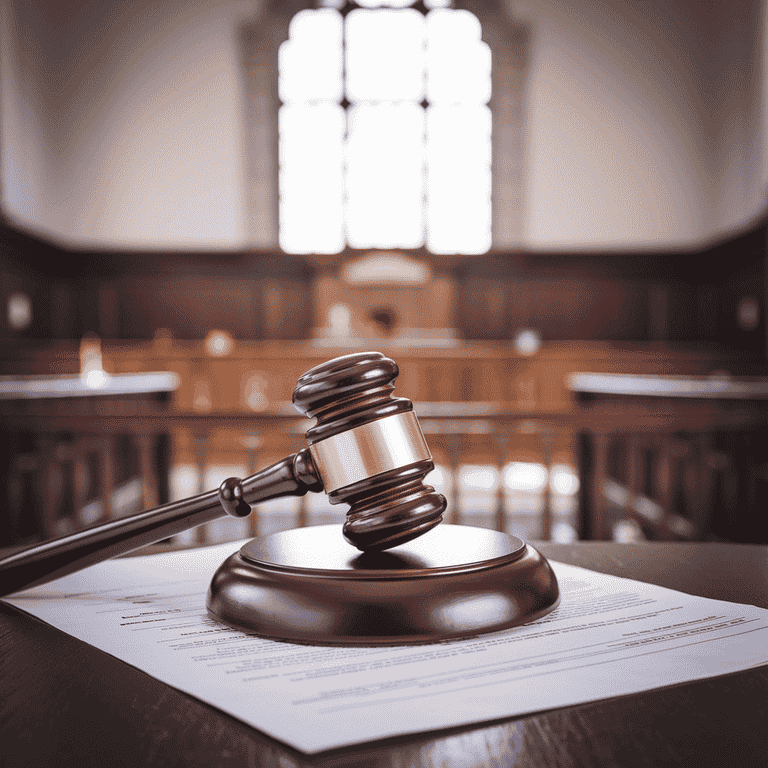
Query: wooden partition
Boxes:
[
  {"xmin": 0, "ymin": 339, "xmax": 763, "ymax": 545},
  {"xmin": 0, "ymin": 373, "xmax": 176, "ymax": 547},
  {"xmin": 4, "ymin": 338, "xmax": 761, "ymax": 469},
  {"xmin": 571, "ymin": 373, "xmax": 768, "ymax": 543},
  {"xmin": 4, "ymin": 338, "xmax": 761, "ymax": 400}
]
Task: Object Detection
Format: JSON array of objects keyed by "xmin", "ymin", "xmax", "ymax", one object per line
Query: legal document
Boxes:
[{"xmin": 4, "ymin": 539, "xmax": 768, "ymax": 754}]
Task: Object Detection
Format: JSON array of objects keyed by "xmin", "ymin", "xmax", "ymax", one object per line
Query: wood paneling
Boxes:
[
  {"xmin": 0, "ymin": 222, "xmax": 63, "ymax": 340},
  {"xmin": 118, "ymin": 277, "xmax": 259, "ymax": 339},
  {"xmin": 0, "ymin": 213, "xmax": 766, "ymax": 353}
]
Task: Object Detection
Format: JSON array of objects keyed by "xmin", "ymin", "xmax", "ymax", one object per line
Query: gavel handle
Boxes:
[{"xmin": 0, "ymin": 450, "xmax": 323, "ymax": 597}]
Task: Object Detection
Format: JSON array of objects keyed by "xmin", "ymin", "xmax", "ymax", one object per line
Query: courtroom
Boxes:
[{"xmin": 1, "ymin": 0, "xmax": 768, "ymax": 766}]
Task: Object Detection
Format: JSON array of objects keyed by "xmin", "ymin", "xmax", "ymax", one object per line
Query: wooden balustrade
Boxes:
[
  {"xmin": 5, "ymin": 387, "xmax": 768, "ymax": 547},
  {"xmin": 0, "ymin": 398, "xmax": 579, "ymax": 547},
  {"xmin": 0, "ymin": 373, "xmax": 177, "ymax": 546},
  {"xmin": 570, "ymin": 373, "xmax": 768, "ymax": 543},
  {"xmin": 2, "ymin": 343, "xmax": 768, "ymax": 548}
]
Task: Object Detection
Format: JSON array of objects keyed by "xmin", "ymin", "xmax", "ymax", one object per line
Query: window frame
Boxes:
[{"xmin": 238, "ymin": 0, "xmax": 529, "ymax": 260}]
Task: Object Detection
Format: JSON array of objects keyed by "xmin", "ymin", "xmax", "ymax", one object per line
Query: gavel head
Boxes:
[{"xmin": 292, "ymin": 351, "xmax": 446, "ymax": 552}]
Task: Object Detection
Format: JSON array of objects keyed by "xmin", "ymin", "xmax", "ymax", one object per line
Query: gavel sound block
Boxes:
[{"xmin": 0, "ymin": 352, "xmax": 559, "ymax": 644}]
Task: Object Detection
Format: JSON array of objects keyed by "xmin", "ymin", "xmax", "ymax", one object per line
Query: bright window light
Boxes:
[
  {"xmin": 345, "ymin": 10, "xmax": 425, "ymax": 102},
  {"xmin": 279, "ymin": 10, "xmax": 343, "ymax": 104},
  {"xmin": 426, "ymin": 105, "xmax": 491, "ymax": 253},
  {"xmin": 279, "ymin": 103, "xmax": 345, "ymax": 253},
  {"xmin": 347, "ymin": 103, "xmax": 425, "ymax": 248},
  {"xmin": 458, "ymin": 464, "xmax": 499, "ymax": 493},
  {"xmin": 552, "ymin": 521, "xmax": 577, "ymax": 543},
  {"xmin": 357, "ymin": 0, "xmax": 415, "ymax": 8},
  {"xmin": 504, "ymin": 462, "xmax": 548, "ymax": 493},
  {"xmin": 424, "ymin": 0, "xmax": 451, "ymax": 11},
  {"xmin": 550, "ymin": 465, "xmax": 580, "ymax": 495},
  {"xmin": 425, "ymin": 464, "xmax": 450, "ymax": 493},
  {"xmin": 426, "ymin": 10, "xmax": 490, "ymax": 105},
  {"xmin": 278, "ymin": 1, "xmax": 490, "ymax": 254}
]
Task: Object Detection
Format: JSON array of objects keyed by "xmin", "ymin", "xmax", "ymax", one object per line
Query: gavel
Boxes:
[{"xmin": 0, "ymin": 352, "xmax": 447, "ymax": 596}]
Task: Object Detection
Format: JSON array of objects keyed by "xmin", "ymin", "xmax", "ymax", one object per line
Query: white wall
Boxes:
[
  {"xmin": 514, "ymin": 0, "xmax": 766, "ymax": 250},
  {"xmin": 707, "ymin": 0, "xmax": 766, "ymax": 235},
  {"xmin": 2, "ymin": 0, "xmax": 254, "ymax": 249},
  {"xmin": 1, "ymin": 0, "xmax": 765, "ymax": 251},
  {"xmin": 1, "ymin": 0, "xmax": 58, "ymax": 238}
]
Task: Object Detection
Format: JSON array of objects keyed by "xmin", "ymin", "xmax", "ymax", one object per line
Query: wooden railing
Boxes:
[
  {"xmin": 570, "ymin": 373, "xmax": 768, "ymax": 543},
  {"xmin": 0, "ymin": 373, "xmax": 177, "ymax": 546},
  {"xmin": 0, "ymin": 397, "xmax": 580, "ymax": 547},
  {"xmin": 3, "ymin": 353, "xmax": 768, "ymax": 548},
  {"xmin": 5, "ymin": 386, "xmax": 768, "ymax": 548}
]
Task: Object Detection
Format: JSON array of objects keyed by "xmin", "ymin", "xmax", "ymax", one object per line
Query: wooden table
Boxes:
[{"xmin": 2, "ymin": 541, "xmax": 767, "ymax": 767}]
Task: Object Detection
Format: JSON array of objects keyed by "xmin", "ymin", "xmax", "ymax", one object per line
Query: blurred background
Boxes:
[{"xmin": 1, "ymin": 0, "xmax": 767, "ymax": 550}]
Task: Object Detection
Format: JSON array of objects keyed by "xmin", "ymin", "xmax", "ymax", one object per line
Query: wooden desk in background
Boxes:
[
  {"xmin": 1, "ymin": 541, "xmax": 766, "ymax": 767},
  {"xmin": 569, "ymin": 373, "xmax": 768, "ymax": 544},
  {"xmin": 0, "ymin": 372, "xmax": 178, "ymax": 546}
]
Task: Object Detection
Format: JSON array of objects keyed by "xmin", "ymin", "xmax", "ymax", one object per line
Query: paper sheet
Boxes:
[{"xmin": 4, "ymin": 540, "xmax": 768, "ymax": 754}]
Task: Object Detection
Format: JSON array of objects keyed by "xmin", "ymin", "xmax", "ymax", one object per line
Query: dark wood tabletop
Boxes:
[{"xmin": 2, "ymin": 541, "xmax": 768, "ymax": 768}]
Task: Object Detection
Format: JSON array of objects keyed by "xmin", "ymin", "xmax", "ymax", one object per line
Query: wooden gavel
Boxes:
[{"xmin": 0, "ymin": 352, "xmax": 447, "ymax": 596}]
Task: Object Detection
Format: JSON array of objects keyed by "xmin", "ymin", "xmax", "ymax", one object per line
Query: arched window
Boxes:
[
  {"xmin": 277, "ymin": 0, "xmax": 492, "ymax": 255},
  {"xmin": 240, "ymin": 0, "xmax": 527, "ymax": 254}
]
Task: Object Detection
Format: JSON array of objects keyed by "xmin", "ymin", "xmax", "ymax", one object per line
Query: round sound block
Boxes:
[{"xmin": 207, "ymin": 524, "xmax": 559, "ymax": 645}]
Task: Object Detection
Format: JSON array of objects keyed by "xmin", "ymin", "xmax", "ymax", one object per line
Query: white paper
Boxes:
[{"xmin": 4, "ymin": 540, "xmax": 768, "ymax": 754}]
